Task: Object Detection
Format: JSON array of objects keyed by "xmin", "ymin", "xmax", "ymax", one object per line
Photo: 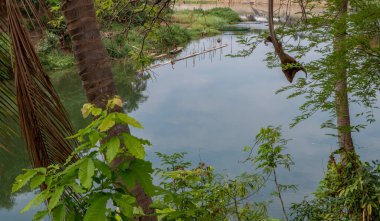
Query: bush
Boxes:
[
  {"xmin": 291, "ymin": 154, "xmax": 380, "ymax": 220},
  {"xmin": 206, "ymin": 8, "xmax": 241, "ymax": 23},
  {"xmin": 153, "ymin": 25, "xmax": 191, "ymax": 49},
  {"xmin": 171, "ymin": 8, "xmax": 241, "ymax": 38},
  {"xmin": 38, "ymin": 32, "xmax": 75, "ymax": 70},
  {"xmin": 103, "ymin": 35, "xmax": 131, "ymax": 59},
  {"xmin": 38, "ymin": 32, "xmax": 60, "ymax": 54},
  {"xmin": 12, "ymin": 98, "xmax": 156, "ymax": 221}
]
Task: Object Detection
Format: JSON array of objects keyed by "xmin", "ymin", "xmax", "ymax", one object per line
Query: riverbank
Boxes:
[{"xmin": 41, "ymin": 8, "xmax": 241, "ymax": 71}]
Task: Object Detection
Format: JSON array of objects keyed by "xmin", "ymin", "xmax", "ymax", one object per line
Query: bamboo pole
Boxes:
[{"xmin": 149, "ymin": 44, "xmax": 228, "ymax": 69}]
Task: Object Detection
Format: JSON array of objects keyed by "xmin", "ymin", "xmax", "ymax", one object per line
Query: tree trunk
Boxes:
[
  {"xmin": 333, "ymin": 0, "xmax": 355, "ymax": 155},
  {"xmin": 267, "ymin": 0, "xmax": 306, "ymax": 83},
  {"xmin": 61, "ymin": 1, "xmax": 156, "ymax": 220}
]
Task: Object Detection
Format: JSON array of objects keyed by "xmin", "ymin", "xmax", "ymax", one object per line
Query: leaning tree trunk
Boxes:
[
  {"xmin": 61, "ymin": 1, "xmax": 156, "ymax": 220},
  {"xmin": 333, "ymin": 0, "xmax": 355, "ymax": 156},
  {"xmin": 267, "ymin": 0, "xmax": 306, "ymax": 83}
]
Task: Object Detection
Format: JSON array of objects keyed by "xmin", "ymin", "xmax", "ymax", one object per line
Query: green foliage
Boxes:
[
  {"xmin": 150, "ymin": 25, "xmax": 192, "ymax": 50},
  {"xmin": 37, "ymin": 32, "xmax": 74, "ymax": 70},
  {"xmin": 94, "ymin": 0, "xmax": 156, "ymax": 25},
  {"xmin": 103, "ymin": 34, "xmax": 131, "ymax": 59},
  {"xmin": 154, "ymin": 152, "xmax": 270, "ymax": 221},
  {"xmin": 291, "ymin": 155, "xmax": 380, "ymax": 221},
  {"xmin": 247, "ymin": 126, "xmax": 294, "ymax": 173},
  {"xmin": 244, "ymin": 126, "xmax": 297, "ymax": 221},
  {"xmin": 12, "ymin": 97, "xmax": 156, "ymax": 221},
  {"xmin": 206, "ymin": 8, "xmax": 241, "ymax": 23},
  {"xmin": 101, "ymin": 24, "xmax": 191, "ymax": 61},
  {"xmin": 171, "ymin": 8, "xmax": 241, "ymax": 38},
  {"xmin": 274, "ymin": 0, "xmax": 380, "ymax": 130},
  {"xmin": 234, "ymin": 0, "xmax": 380, "ymax": 133}
]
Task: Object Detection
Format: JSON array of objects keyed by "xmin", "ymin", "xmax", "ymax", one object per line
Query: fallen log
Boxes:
[{"xmin": 149, "ymin": 44, "xmax": 228, "ymax": 69}]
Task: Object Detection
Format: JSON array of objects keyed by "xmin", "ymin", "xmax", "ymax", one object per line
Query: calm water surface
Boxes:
[{"xmin": 1, "ymin": 22, "xmax": 379, "ymax": 220}]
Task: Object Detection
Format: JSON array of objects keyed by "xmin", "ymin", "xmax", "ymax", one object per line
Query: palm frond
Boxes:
[
  {"xmin": 0, "ymin": 10, "xmax": 19, "ymax": 152},
  {"xmin": 1, "ymin": 0, "xmax": 77, "ymax": 167}
]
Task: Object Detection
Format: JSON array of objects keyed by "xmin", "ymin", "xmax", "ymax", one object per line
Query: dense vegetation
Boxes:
[{"xmin": 37, "ymin": 7, "xmax": 240, "ymax": 70}]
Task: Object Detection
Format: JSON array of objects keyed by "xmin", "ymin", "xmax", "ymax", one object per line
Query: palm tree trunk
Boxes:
[
  {"xmin": 61, "ymin": 0, "xmax": 116, "ymax": 107},
  {"xmin": 333, "ymin": 0, "xmax": 355, "ymax": 154},
  {"xmin": 61, "ymin": 1, "xmax": 156, "ymax": 220}
]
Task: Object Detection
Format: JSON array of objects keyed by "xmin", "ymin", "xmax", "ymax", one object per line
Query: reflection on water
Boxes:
[
  {"xmin": 0, "ymin": 136, "xmax": 43, "ymax": 220},
  {"xmin": 130, "ymin": 22, "xmax": 380, "ymax": 217},
  {"xmin": 1, "ymin": 22, "xmax": 379, "ymax": 219}
]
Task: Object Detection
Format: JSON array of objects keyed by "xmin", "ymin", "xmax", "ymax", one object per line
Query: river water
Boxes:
[{"xmin": 1, "ymin": 22, "xmax": 379, "ymax": 220}]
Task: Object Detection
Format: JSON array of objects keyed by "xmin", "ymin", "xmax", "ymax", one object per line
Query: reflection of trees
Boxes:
[
  {"xmin": 250, "ymin": 28, "xmax": 265, "ymax": 35},
  {"xmin": 249, "ymin": 28, "xmax": 306, "ymax": 42},
  {"xmin": 112, "ymin": 62, "xmax": 149, "ymax": 113},
  {"xmin": 0, "ymin": 137, "xmax": 29, "ymax": 210},
  {"xmin": 51, "ymin": 61, "xmax": 149, "ymax": 130}
]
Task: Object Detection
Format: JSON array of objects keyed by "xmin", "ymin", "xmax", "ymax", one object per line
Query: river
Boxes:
[{"xmin": 1, "ymin": 22, "xmax": 379, "ymax": 220}]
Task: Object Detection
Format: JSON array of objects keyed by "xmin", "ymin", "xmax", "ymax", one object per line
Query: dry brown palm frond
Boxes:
[{"xmin": 4, "ymin": 0, "xmax": 77, "ymax": 167}]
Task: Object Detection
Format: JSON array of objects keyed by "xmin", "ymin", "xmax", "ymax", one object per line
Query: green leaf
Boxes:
[
  {"xmin": 88, "ymin": 131, "xmax": 100, "ymax": 146},
  {"xmin": 64, "ymin": 158, "xmax": 85, "ymax": 175},
  {"xmin": 116, "ymin": 113, "xmax": 143, "ymax": 129},
  {"xmin": 29, "ymin": 175, "xmax": 45, "ymax": 189},
  {"xmin": 94, "ymin": 159, "xmax": 112, "ymax": 178},
  {"xmin": 32, "ymin": 210, "xmax": 49, "ymax": 221},
  {"xmin": 121, "ymin": 160, "xmax": 155, "ymax": 195},
  {"xmin": 133, "ymin": 207, "xmax": 145, "ymax": 216},
  {"xmin": 48, "ymin": 186, "xmax": 65, "ymax": 210},
  {"xmin": 113, "ymin": 194, "xmax": 136, "ymax": 218},
  {"xmin": 81, "ymin": 103, "xmax": 94, "ymax": 118},
  {"xmin": 66, "ymin": 208, "xmax": 81, "ymax": 221},
  {"xmin": 83, "ymin": 195, "xmax": 109, "ymax": 221},
  {"xmin": 106, "ymin": 137, "xmax": 120, "ymax": 163},
  {"xmin": 243, "ymin": 146, "xmax": 252, "ymax": 152},
  {"xmin": 52, "ymin": 204, "xmax": 66, "ymax": 221},
  {"xmin": 98, "ymin": 115, "xmax": 115, "ymax": 132},
  {"xmin": 70, "ymin": 182, "xmax": 86, "ymax": 194},
  {"xmin": 13, "ymin": 169, "xmax": 38, "ymax": 192},
  {"xmin": 123, "ymin": 134, "xmax": 145, "ymax": 159},
  {"xmin": 91, "ymin": 107, "xmax": 102, "ymax": 117},
  {"xmin": 79, "ymin": 158, "xmax": 95, "ymax": 189},
  {"xmin": 21, "ymin": 190, "xmax": 49, "ymax": 213},
  {"xmin": 132, "ymin": 160, "xmax": 155, "ymax": 195}
]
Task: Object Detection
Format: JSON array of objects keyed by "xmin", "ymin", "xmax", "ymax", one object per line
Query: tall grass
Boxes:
[{"xmin": 172, "ymin": 8, "xmax": 241, "ymax": 37}]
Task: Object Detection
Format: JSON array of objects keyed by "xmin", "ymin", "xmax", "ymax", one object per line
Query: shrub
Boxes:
[
  {"xmin": 153, "ymin": 25, "xmax": 191, "ymax": 49},
  {"xmin": 206, "ymin": 8, "xmax": 241, "ymax": 23},
  {"xmin": 12, "ymin": 98, "xmax": 156, "ymax": 221}
]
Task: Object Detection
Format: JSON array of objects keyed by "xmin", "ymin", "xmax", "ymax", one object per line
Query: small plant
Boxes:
[
  {"xmin": 12, "ymin": 97, "xmax": 156, "ymax": 221},
  {"xmin": 154, "ymin": 152, "xmax": 270, "ymax": 221},
  {"xmin": 244, "ymin": 126, "xmax": 297, "ymax": 221}
]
